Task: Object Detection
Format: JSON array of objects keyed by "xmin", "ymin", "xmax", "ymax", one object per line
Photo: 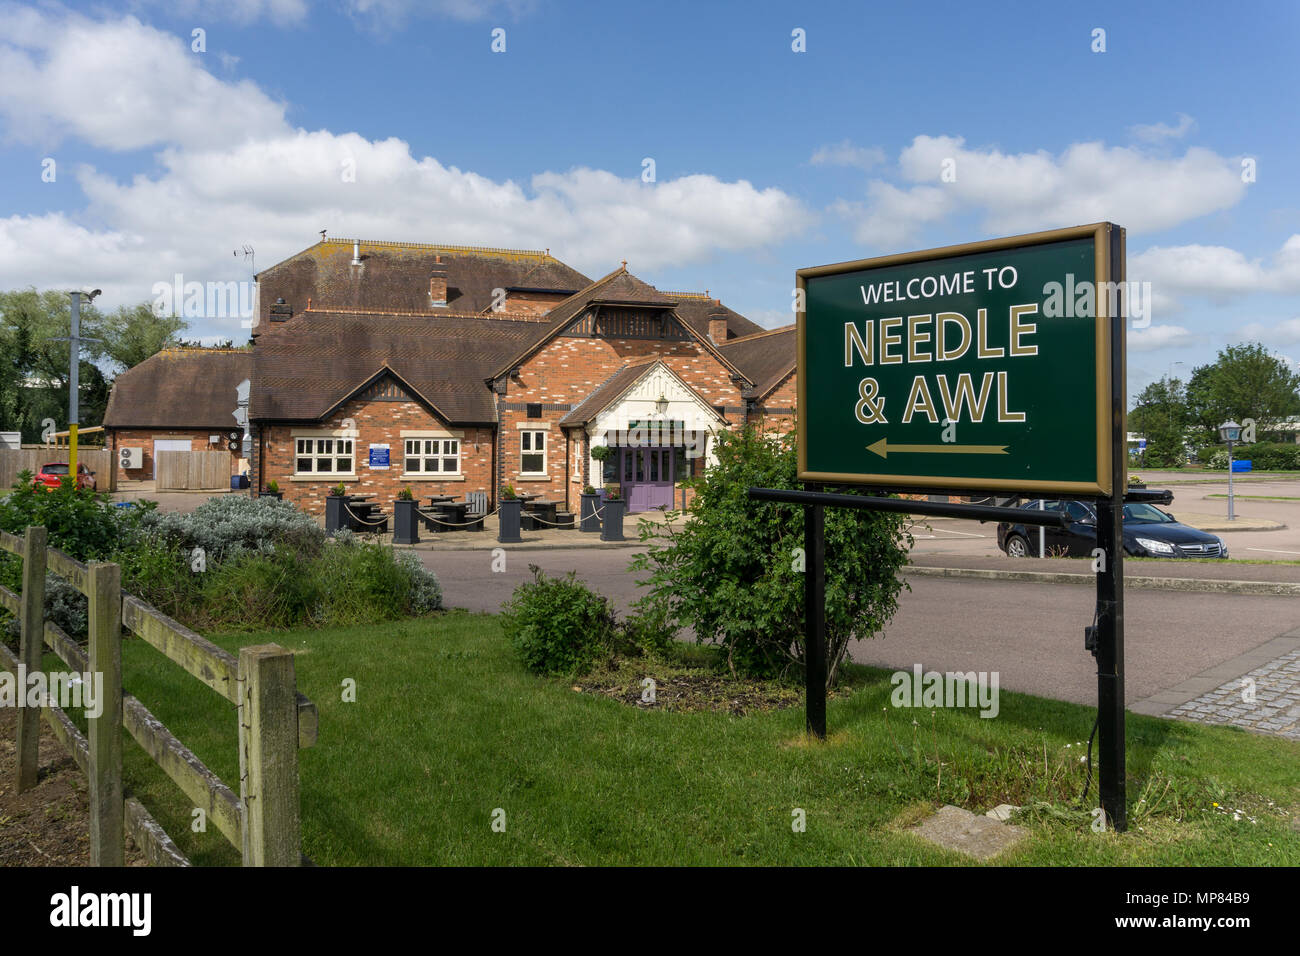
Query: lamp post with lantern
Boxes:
[{"xmin": 1219, "ymin": 420, "xmax": 1241, "ymax": 521}]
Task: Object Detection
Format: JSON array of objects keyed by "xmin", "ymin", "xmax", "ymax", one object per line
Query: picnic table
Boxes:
[
  {"xmin": 426, "ymin": 494, "xmax": 459, "ymax": 504},
  {"xmin": 521, "ymin": 498, "xmax": 558, "ymax": 530},
  {"xmin": 420, "ymin": 499, "xmax": 482, "ymax": 533},
  {"xmin": 342, "ymin": 496, "xmax": 388, "ymax": 533}
]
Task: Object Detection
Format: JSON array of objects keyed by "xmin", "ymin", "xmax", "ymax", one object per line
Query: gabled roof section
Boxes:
[
  {"xmin": 559, "ymin": 359, "xmax": 727, "ymax": 427},
  {"xmin": 254, "ymin": 238, "xmax": 591, "ymax": 326},
  {"xmin": 104, "ymin": 348, "xmax": 253, "ymax": 430},
  {"xmin": 715, "ymin": 324, "xmax": 796, "ymax": 399},
  {"xmin": 664, "ymin": 292, "xmax": 766, "ymax": 340},
  {"xmin": 252, "ymin": 310, "xmax": 552, "ymax": 424},
  {"xmin": 487, "ymin": 265, "xmax": 752, "ymax": 385}
]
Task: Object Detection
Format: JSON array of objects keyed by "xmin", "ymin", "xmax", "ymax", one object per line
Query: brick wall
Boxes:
[
  {"xmin": 754, "ymin": 369, "xmax": 797, "ymax": 430},
  {"xmin": 498, "ymin": 333, "xmax": 745, "ymax": 507},
  {"xmin": 106, "ymin": 427, "xmax": 237, "ymax": 483},
  {"xmin": 258, "ymin": 395, "xmax": 493, "ymax": 515}
]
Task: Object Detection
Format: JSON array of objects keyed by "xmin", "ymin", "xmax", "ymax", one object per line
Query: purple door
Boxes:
[{"xmin": 620, "ymin": 447, "xmax": 674, "ymax": 512}]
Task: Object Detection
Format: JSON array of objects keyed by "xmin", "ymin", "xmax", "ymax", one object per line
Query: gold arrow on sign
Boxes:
[{"xmin": 867, "ymin": 438, "xmax": 1008, "ymax": 459}]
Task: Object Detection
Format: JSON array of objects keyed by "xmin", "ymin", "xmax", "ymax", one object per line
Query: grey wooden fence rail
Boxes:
[{"xmin": 0, "ymin": 526, "xmax": 318, "ymax": 866}]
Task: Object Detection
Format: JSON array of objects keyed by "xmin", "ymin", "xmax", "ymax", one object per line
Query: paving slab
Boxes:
[{"xmin": 911, "ymin": 805, "xmax": 1028, "ymax": 861}]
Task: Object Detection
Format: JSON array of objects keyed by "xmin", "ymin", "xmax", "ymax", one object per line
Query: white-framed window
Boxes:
[
  {"xmin": 405, "ymin": 438, "xmax": 460, "ymax": 475},
  {"xmin": 294, "ymin": 436, "xmax": 355, "ymax": 475},
  {"xmin": 520, "ymin": 429, "xmax": 546, "ymax": 475}
]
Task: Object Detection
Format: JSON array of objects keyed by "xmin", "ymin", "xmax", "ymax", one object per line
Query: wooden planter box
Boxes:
[
  {"xmin": 579, "ymin": 493, "xmax": 601, "ymax": 533},
  {"xmin": 325, "ymin": 495, "xmax": 347, "ymax": 533},
  {"xmin": 498, "ymin": 499, "xmax": 523, "ymax": 543},
  {"xmin": 393, "ymin": 499, "xmax": 420, "ymax": 545},
  {"xmin": 600, "ymin": 498, "xmax": 626, "ymax": 541}
]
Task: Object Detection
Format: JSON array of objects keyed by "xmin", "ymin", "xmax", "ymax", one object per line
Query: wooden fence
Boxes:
[
  {"xmin": 0, "ymin": 448, "xmax": 115, "ymax": 493},
  {"xmin": 0, "ymin": 525, "xmax": 318, "ymax": 866},
  {"xmin": 156, "ymin": 450, "xmax": 232, "ymax": 491}
]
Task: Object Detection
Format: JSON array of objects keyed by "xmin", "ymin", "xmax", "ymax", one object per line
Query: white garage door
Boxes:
[{"xmin": 152, "ymin": 439, "xmax": 191, "ymax": 479}]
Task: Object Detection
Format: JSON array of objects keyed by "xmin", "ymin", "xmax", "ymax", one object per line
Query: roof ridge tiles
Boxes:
[
  {"xmin": 715, "ymin": 323, "xmax": 796, "ymax": 346},
  {"xmin": 321, "ymin": 238, "xmax": 552, "ymax": 258},
  {"xmin": 301, "ymin": 306, "xmax": 544, "ymax": 322}
]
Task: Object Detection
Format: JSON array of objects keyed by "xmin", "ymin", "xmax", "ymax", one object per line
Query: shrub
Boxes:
[
  {"xmin": 0, "ymin": 474, "xmax": 149, "ymax": 561},
  {"xmin": 395, "ymin": 550, "xmax": 443, "ymax": 615},
  {"xmin": 141, "ymin": 494, "xmax": 326, "ymax": 564},
  {"xmin": 502, "ymin": 567, "xmax": 616, "ymax": 675},
  {"xmin": 267, "ymin": 480, "xmax": 280, "ymax": 494},
  {"xmin": 3, "ymin": 574, "xmax": 89, "ymax": 645},
  {"xmin": 630, "ymin": 424, "xmax": 911, "ymax": 687},
  {"xmin": 500, "ymin": 484, "xmax": 518, "ymax": 500},
  {"xmin": 1197, "ymin": 442, "xmax": 1300, "ymax": 470}
]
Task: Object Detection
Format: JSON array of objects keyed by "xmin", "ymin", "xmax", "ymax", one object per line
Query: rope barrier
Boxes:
[
  {"xmin": 414, "ymin": 505, "xmax": 496, "ymax": 528},
  {"xmin": 342, "ymin": 502, "xmax": 391, "ymax": 527}
]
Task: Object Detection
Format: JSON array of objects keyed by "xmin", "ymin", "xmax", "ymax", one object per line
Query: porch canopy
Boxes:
[{"xmin": 561, "ymin": 359, "xmax": 728, "ymax": 510}]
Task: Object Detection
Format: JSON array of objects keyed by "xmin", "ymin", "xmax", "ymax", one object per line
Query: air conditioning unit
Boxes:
[{"xmin": 119, "ymin": 447, "xmax": 143, "ymax": 469}]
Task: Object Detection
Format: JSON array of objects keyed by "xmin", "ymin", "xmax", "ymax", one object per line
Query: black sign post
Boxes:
[{"xmin": 803, "ymin": 483, "xmax": 826, "ymax": 739}]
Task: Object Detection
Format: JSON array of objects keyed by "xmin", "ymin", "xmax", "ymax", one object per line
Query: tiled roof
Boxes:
[
  {"xmin": 715, "ymin": 324, "xmax": 796, "ymax": 398},
  {"xmin": 254, "ymin": 239, "xmax": 590, "ymax": 327},
  {"xmin": 103, "ymin": 349, "xmax": 253, "ymax": 429},
  {"xmin": 250, "ymin": 311, "xmax": 552, "ymax": 424},
  {"xmin": 558, "ymin": 359, "xmax": 660, "ymax": 426},
  {"xmin": 669, "ymin": 295, "xmax": 766, "ymax": 340}
]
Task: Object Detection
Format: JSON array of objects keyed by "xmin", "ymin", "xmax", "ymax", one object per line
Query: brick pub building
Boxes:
[{"xmin": 106, "ymin": 238, "xmax": 796, "ymax": 515}]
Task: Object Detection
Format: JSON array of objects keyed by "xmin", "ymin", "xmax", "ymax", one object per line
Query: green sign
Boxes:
[{"xmin": 797, "ymin": 223, "xmax": 1124, "ymax": 496}]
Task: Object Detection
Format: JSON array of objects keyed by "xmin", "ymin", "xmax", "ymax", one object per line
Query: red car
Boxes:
[{"xmin": 32, "ymin": 462, "xmax": 97, "ymax": 492}]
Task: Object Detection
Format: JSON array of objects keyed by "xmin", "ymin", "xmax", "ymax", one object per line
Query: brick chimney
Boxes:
[
  {"xmin": 269, "ymin": 297, "xmax": 293, "ymax": 322},
  {"xmin": 707, "ymin": 299, "xmax": 728, "ymax": 343},
  {"xmin": 429, "ymin": 255, "xmax": 448, "ymax": 308}
]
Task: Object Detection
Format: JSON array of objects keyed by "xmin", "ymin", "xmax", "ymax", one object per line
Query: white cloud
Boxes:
[
  {"xmin": 0, "ymin": 11, "xmax": 811, "ymax": 336},
  {"xmin": 1127, "ymin": 324, "xmax": 1198, "ymax": 352},
  {"xmin": 1129, "ymin": 113, "xmax": 1196, "ymax": 143},
  {"xmin": 0, "ymin": 9, "xmax": 286, "ymax": 150},
  {"xmin": 1130, "ymin": 236, "xmax": 1300, "ymax": 303},
  {"xmin": 1238, "ymin": 316, "xmax": 1300, "ymax": 347},
  {"xmin": 810, "ymin": 140, "xmax": 885, "ymax": 171},
  {"xmin": 344, "ymin": 0, "xmax": 539, "ymax": 27},
  {"xmin": 836, "ymin": 134, "xmax": 1246, "ymax": 246},
  {"xmin": 134, "ymin": 1, "xmax": 309, "ymax": 26}
]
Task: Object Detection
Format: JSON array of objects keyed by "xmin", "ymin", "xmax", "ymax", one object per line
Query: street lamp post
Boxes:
[
  {"xmin": 1219, "ymin": 420, "xmax": 1241, "ymax": 521},
  {"xmin": 64, "ymin": 289, "xmax": 102, "ymax": 487}
]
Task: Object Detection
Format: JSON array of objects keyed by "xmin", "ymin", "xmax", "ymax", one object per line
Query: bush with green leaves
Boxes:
[
  {"xmin": 502, "ymin": 567, "xmax": 617, "ymax": 675},
  {"xmin": 141, "ymin": 494, "xmax": 326, "ymax": 563},
  {"xmin": 1199, "ymin": 442, "xmax": 1300, "ymax": 471},
  {"xmin": 0, "ymin": 472, "xmax": 151, "ymax": 561},
  {"xmin": 629, "ymin": 424, "xmax": 911, "ymax": 687}
]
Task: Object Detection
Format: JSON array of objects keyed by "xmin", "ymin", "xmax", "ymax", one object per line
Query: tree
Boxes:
[
  {"xmin": 101, "ymin": 303, "xmax": 188, "ymax": 373},
  {"xmin": 0, "ymin": 290, "xmax": 189, "ymax": 441},
  {"xmin": 1129, "ymin": 377, "xmax": 1188, "ymax": 467},
  {"xmin": 1186, "ymin": 343, "xmax": 1300, "ymax": 442},
  {"xmin": 629, "ymin": 424, "xmax": 912, "ymax": 688}
]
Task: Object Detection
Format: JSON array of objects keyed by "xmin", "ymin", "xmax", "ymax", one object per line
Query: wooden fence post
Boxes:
[
  {"xmin": 15, "ymin": 525, "xmax": 47, "ymax": 792},
  {"xmin": 238, "ymin": 645, "xmax": 301, "ymax": 866},
  {"xmin": 87, "ymin": 561, "xmax": 123, "ymax": 866}
]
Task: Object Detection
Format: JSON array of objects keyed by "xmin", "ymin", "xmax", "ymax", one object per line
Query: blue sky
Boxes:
[{"xmin": 1, "ymin": 0, "xmax": 1298, "ymax": 401}]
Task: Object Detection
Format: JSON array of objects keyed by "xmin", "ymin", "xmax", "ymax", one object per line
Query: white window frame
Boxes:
[
  {"xmin": 292, "ymin": 433, "xmax": 355, "ymax": 476},
  {"xmin": 403, "ymin": 437, "xmax": 461, "ymax": 477},
  {"xmin": 519, "ymin": 428, "xmax": 547, "ymax": 476}
]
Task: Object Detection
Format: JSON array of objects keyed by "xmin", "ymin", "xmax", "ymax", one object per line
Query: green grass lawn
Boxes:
[{"xmin": 104, "ymin": 612, "xmax": 1300, "ymax": 866}]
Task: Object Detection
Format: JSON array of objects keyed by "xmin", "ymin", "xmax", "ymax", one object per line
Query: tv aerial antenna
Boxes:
[{"xmin": 234, "ymin": 244, "xmax": 255, "ymax": 278}]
